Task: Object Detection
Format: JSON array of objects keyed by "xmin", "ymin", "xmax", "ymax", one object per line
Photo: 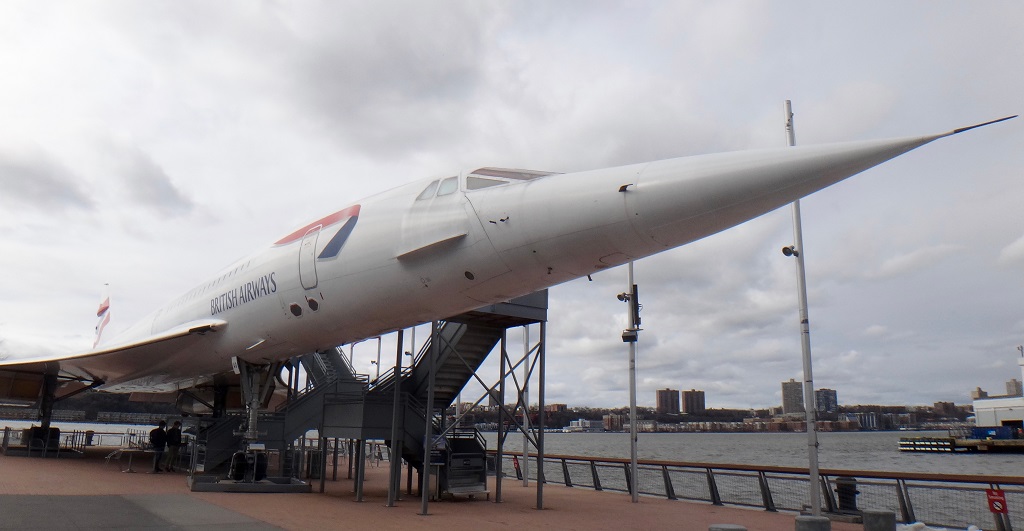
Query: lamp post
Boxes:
[
  {"xmin": 784, "ymin": 100, "xmax": 821, "ymax": 516},
  {"xmin": 619, "ymin": 261, "xmax": 640, "ymax": 503}
]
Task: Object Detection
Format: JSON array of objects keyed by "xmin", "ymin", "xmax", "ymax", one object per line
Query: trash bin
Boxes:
[{"xmin": 835, "ymin": 476, "xmax": 859, "ymax": 512}]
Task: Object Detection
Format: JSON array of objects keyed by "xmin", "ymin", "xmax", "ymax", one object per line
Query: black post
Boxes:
[
  {"xmin": 387, "ymin": 329, "xmax": 404, "ymax": 507},
  {"xmin": 355, "ymin": 439, "xmax": 366, "ymax": 502},
  {"xmin": 419, "ymin": 321, "xmax": 437, "ymax": 515},
  {"xmin": 536, "ymin": 321, "xmax": 546, "ymax": 509},
  {"xmin": 496, "ymin": 330, "xmax": 506, "ymax": 503}
]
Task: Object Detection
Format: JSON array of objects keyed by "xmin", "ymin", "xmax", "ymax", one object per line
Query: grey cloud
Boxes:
[
  {"xmin": 997, "ymin": 234, "xmax": 1024, "ymax": 266},
  {"xmin": 114, "ymin": 145, "xmax": 194, "ymax": 217},
  {"xmin": 0, "ymin": 149, "xmax": 94, "ymax": 211},
  {"xmin": 285, "ymin": 4, "xmax": 491, "ymax": 156},
  {"xmin": 867, "ymin": 244, "xmax": 961, "ymax": 279}
]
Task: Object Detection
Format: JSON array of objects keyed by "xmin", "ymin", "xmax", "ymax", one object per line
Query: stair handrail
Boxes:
[
  {"xmin": 366, "ymin": 365, "xmax": 413, "ymax": 392},
  {"xmin": 331, "ymin": 346, "xmax": 358, "ymax": 377},
  {"xmin": 411, "ymin": 320, "xmax": 460, "ymax": 366}
]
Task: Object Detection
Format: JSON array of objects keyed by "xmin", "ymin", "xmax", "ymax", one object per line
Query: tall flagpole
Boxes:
[{"xmin": 785, "ymin": 100, "xmax": 821, "ymax": 516}]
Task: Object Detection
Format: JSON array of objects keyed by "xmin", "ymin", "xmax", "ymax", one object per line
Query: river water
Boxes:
[
  {"xmin": 485, "ymin": 430, "xmax": 1021, "ymax": 478},
  {"xmin": 5, "ymin": 420, "xmax": 1019, "ymax": 478}
]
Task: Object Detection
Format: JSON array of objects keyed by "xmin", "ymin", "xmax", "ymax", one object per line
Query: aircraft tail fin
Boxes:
[{"xmin": 94, "ymin": 284, "xmax": 111, "ymax": 348}]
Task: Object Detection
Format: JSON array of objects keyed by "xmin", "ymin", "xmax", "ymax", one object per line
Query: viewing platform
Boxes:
[{"xmin": 0, "ymin": 446, "xmax": 861, "ymax": 531}]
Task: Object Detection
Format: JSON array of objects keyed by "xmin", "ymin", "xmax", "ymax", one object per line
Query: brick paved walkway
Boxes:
[{"xmin": 0, "ymin": 448, "xmax": 863, "ymax": 531}]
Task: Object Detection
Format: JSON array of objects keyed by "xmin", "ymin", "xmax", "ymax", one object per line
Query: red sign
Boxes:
[{"xmin": 987, "ymin": 489, "xmax": 1008, "ymax": 514}]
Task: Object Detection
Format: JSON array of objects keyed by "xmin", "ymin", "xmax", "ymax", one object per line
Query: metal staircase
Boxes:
[
  {"xmin": 401, "ymin": 322, "xmax": 503, "ymax": 408},
  {"xmin": 299, "ymin": 348, "xmax": 351, "ymax": 388},
  {"xmin": 193, "ymin": 292, "xmax": 547, "ymax": 480},
  {"xmin": 320, "ymin": 291, "xmax": 547, "ymax": 472}
]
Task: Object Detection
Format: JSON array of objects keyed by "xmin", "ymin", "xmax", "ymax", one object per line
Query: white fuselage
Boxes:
[{"xmin": 83, "ymin": 132, "xmax": 964, "ymax": 391}]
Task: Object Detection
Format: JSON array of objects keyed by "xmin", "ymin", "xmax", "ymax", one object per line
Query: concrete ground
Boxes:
[{"xmin": 0, "ymin": 448, "xmax": 864, "ymax": 531}]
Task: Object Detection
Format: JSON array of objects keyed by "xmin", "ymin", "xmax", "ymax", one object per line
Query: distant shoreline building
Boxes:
[
  {"xmin": 656, "ymin": 388, "xmax": 680, "ymax": 414},
  {"xmin": 682, "ymin": 389, "xmax": 706, "ymax": 415},
  {"xmin": 603, "ymin": 413, "xmax": 624, "ymax": 431},
  {"xmin": 781, "ymin": 379, "xmax": 804, "ymax": 414},
  {"xmin": 815, "ymin": 388, "xmax": 838, "ymax": 414}
]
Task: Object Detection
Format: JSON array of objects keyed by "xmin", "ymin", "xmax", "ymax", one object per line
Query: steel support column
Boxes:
[
  {"xmin": 495, "ymin": 330, "xmax": 506, "ymax": 503},
  {"xmin": 536, "ymin": 320, "xmax": 546, "ymax": 509},
  {"xmin": 387, "ymin": 329, "xmax": 404, "ymax": 507},
  {"xmin": 419, "ymin": 321, "xmax": 437, "ymax": 516}
]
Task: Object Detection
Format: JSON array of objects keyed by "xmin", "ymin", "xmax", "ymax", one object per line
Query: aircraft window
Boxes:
[
  {"xmin": 436, "ymin": 176, "xmax": 459, "ymax": 196},
  {"xmin": 470, "ymin": 167, "xmax": 557, "ymax": 181},
  {"xmin": 416, "ymin": 180, "xmax": 439, "ymax": 200},
  {"xmin": 466, "ymin": 176, "xmax": 508, "ymax": 190}
]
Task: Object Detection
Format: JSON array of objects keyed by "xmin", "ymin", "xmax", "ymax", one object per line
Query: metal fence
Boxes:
[
  {"xmin": 0, "ymin": 427, "xmax": 134, "ymax": 456},
  {"xmin": 494, "ymin": 452, "xmax": 1023, "ymax": 531}
]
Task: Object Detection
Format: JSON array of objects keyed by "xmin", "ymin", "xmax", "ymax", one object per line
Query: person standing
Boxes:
[
  {"xmin": 149, "ymin": 420, "xmax": 167, "ymax": 473},
  {"xmin": 164, "ymin": 421, "xmax": 182, "ymax": 472}
]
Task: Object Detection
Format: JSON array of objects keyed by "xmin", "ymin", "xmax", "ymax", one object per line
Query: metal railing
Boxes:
[
  {"xmin": 0, "ymin": 427, "xmax": 165, "ymax": 460},
  {"xmin": 493, "ymin": 452, "xmax": 1023, "ymax": 530}
]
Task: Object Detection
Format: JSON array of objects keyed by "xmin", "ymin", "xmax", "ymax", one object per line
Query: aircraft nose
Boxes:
[{"xmin": 627, "ymin": 135, "xmax": 940, "ymax": 248}]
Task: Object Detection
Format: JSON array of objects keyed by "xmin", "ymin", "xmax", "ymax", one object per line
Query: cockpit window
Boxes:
[
  {"xmin": 466, "ymin": 176, "xmax": 508, "ymax": 190},
  {"xmin": 416, "ymin": 180, "xmax": 439, "ymax": 200},
  {"xmin": 437, "ymin": 176, "xmax": 459, "ymax": 196}
]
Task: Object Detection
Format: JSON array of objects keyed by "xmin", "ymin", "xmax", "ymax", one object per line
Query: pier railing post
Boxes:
[
  {"xmin": 895, "ymin": 479, "xmax": 915, "ymax": 523},
  {"xmin": 706, "ymin": 468, "xmax": 722, "ymax": 506},
  {"xmin": 622, "ymin": 462, "xmax": 633, "ymax": 494},
  {"xmin": 757, "ymin": 471, "xmax": 776, "ymax": 511},
  {"xmin": 820, "ymin": 474, "xmax": 837, "ymax": 513},
  {"xmin": 662, "ymin": 465, "xmax": 676, "ymax": 500}
]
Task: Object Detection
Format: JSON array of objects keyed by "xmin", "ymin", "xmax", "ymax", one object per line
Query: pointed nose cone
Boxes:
[{"xmin": 630, "ymin": 133, "xmax": 944, "ymax": 247}]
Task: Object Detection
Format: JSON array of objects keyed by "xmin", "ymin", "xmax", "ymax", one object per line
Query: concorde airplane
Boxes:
[{"xmin": 0, "ymin": 116, "xmax": 1015, "ymax": 425}]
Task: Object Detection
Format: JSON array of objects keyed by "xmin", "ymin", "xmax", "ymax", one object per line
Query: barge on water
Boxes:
[{"xmin": 900, "ymin": 427, "xmax": 1024, "ymax": 453}]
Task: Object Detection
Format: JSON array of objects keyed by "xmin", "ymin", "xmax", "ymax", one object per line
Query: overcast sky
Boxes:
[{"xmin": 1, "ymin": 2, "xmax": 1022, "ymax": 410}]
